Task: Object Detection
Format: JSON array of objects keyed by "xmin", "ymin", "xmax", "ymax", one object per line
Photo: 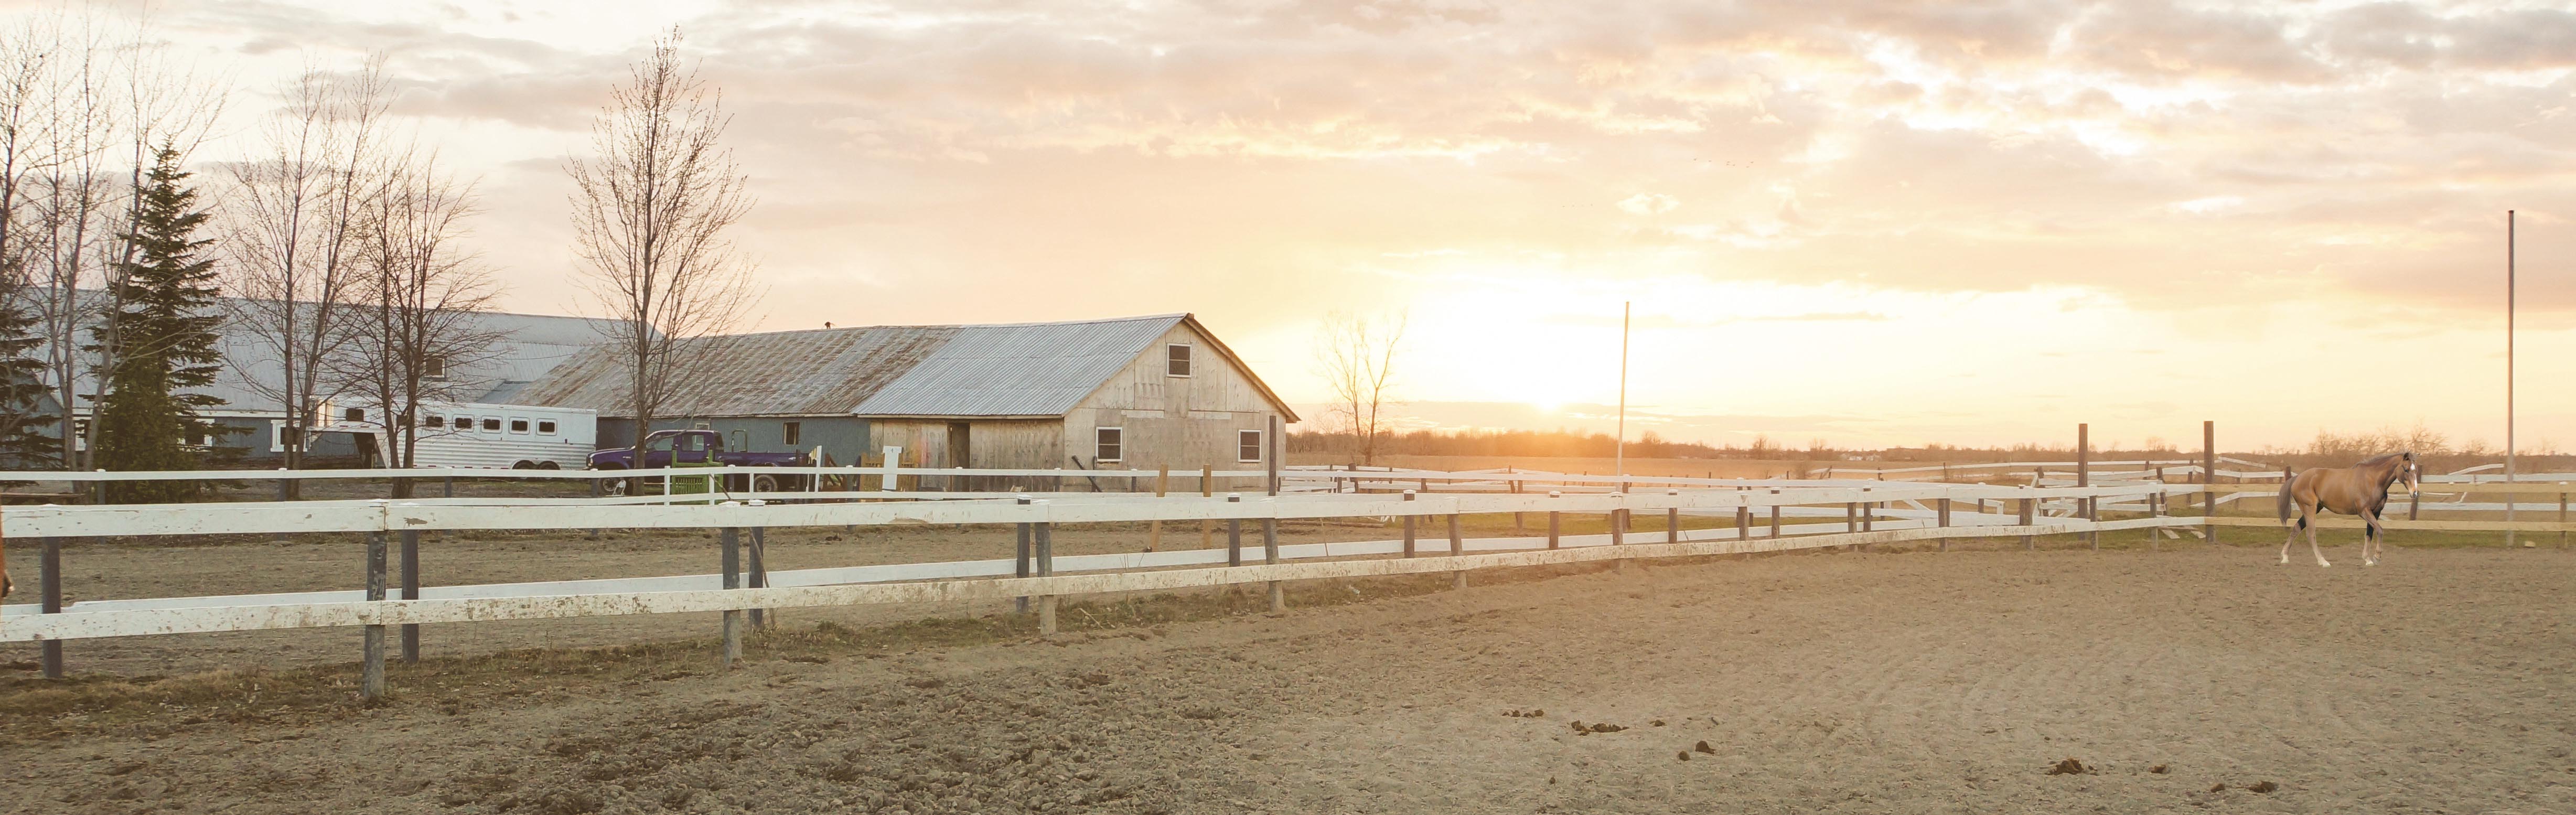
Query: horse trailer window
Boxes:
[
  {"xmin": 509, "ymin": 419, "xmax": 530, "ymax": 434},
  {"xmin": 1096, "ymin": 426, "xmax": 1122, "ymax": 463},
  {"xmin": 422, "ymin": 414, "xmax": 442, "ymax": 428},
  {"xmin": 481, "ymin": 418, "xmax": 501, "ymax": 431},
  {"xmin": 537, "ymin": 421, "xmax": 556, "ymax": 435},
  {"xmin": 453, "ymin": 416, "xmax": 473, "ymax": 430},
  {"xmin": 1166, "ymin": 344, "xmax": 1192, "ymax": 377},
  {"xmin": 1238, "ymin": 429, "xmax": 1262, "ymax": 463}
]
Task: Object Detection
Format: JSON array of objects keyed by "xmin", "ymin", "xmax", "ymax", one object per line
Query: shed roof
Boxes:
[{"xmin": 507, "ymin": 313, "xmax": 1299, "ymax": 422}]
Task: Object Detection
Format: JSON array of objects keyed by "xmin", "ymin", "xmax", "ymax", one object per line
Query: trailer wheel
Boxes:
[
  {"xmin": 510, "ymin": 460, "xmax": 534, "ymax": 470},
  {"xmin": 536, "ymin": 461, "xmax": 560, "ymax": 470},
  {"xmin": 752, "ymin": 474, "xmax": 780, "ymax": 494}
]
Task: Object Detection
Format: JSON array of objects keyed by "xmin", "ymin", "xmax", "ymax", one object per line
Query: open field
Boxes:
[{"xmin": 6, "ymin": 542, "xmax": 2571, "ymax": 814}]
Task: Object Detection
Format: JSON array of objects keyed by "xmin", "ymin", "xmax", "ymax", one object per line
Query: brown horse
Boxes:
[{"xmin": 2277, "ymin": 451, "xmax": 2419, "ymax": 567}]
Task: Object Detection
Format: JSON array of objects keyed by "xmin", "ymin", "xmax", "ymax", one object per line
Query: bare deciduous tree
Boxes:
[
  {"xmin": 566, "ymin": 27, "xmax": 758, "ymax": 476},
  {"xmin": 1315, "ymin": 310, "xmax": 1405, "ymax": 467},
  {"xmin": 336, "ymin": 149, "xmax": 502, "ymax": 495},
  {"xmin": 4, "ymin": 5, "xmax": 222, "ymax": 469},
  {"xmin": 224, "ymin": 56, "xmax": 390, "ymax": 482}
]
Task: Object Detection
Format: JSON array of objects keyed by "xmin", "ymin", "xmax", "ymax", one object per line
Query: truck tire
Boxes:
[{"xmin": 752, "ymin": 474, "xmax": 780, "ymax": 494}]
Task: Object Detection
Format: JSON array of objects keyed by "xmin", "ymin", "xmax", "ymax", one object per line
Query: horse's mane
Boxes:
[{"xmin": 2356, "ymin": 452, "xmax": 2406, "ymax": 466}]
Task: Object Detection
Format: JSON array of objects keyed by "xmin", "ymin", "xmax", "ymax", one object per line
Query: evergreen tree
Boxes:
[
  {"xmin": 91, "ymin": 146, "xmax": 229, "ymax": 503},
  {"xmin": 0, "ymin": 297, "xmax": 57, "ymax": 468}
]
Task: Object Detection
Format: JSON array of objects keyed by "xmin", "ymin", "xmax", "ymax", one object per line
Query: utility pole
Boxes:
[
  {"xmin": 1615, "ymin": 301, "xmax": 1629, "ymax": 494},
  {"xmin": 2508, "ymin": 210, "xmax": 2520, "ymax": 547}
]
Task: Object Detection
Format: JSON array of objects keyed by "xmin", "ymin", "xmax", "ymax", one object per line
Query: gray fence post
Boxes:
[
  {"xmin": 1014, "ymin": 496, "xmax": 1033, "ymax": 614},
  {"xmin": 1036, "ymin": 517, "xmax": 1058, "ymax": 635},
  {"xmin": 1447, "ymin": 511, "xmax": 1465, "ymax": 591},
  {"xmin": 1667, "ymin": 489, "xmax": 1680, "ymax": 544},
  {"xmin": 2020, "ymin": 491, "xmax": 2036, "ymax": 550},
  {"xmin": 748, "ymin": 526, "xmax": 770, "ymax": 630},
  {"xmin": 400, "ymin": 529, "xmax": 421, "ymax": 662},
  {"xmin": 1263, "ymin": 508, "xmax": 1284, "ymax": 613},
  {"xmin": 1768, "ymin": 488, "xmax": 1781, "ymax": 539},
  {"xmin": 1226, "ymin": 494, "xmax": 1243, "ymax": 567},
  {"xmin": 1547, "ymin": 491, "xmax": 1561, "ymax": 549},
  {"xmin": 362, "ymin": 530, "xmax": 387, "ymax": 700},
  {"xmin": 1401, "ymin": 490, "xmax": 1417, "ymax": 557},
  {"xmin": 39, "ymin": 536, "xmax": 62, "ymax": 679},
  {"xmin": 1937, "ymin": 498, "xmax": 1951, "ymax": 552},
  {"xmin": 720, "ymin": 527, "xmax": 740, "ymax": 668}
]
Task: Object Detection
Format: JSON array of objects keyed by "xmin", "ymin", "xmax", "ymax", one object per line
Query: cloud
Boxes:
[{"xmin": 1616, "ymin": 192, "xmax": 1678, "ymax": 216}]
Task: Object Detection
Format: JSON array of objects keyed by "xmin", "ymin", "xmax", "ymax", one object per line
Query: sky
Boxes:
[{"xmin": 72, "ymin": 0, "xmax": 2576, "ymax": 451}]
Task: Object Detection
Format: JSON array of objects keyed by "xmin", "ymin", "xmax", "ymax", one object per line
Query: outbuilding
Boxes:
[{"xmin": 505, "ymin": 314, "xmax": 1298, "ymax": 487}]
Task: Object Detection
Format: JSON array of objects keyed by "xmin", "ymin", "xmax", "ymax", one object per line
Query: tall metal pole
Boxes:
[
  {"xmin": 2497, "ymin": 210, "xmax": 2515, "ymax": 548},
  {"xmin": 1615, "ymin": 301, "xmax": 1629, "ymax": 494}
]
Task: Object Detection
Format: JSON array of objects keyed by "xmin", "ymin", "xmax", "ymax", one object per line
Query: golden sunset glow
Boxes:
[{"xmin": 144, "ymin": 0, "xmax": 2576, "ymax": 451}]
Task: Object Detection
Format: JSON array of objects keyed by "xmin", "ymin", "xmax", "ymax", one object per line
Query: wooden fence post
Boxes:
[
  {"xmin": 2078, "ymin": 423, "xmax": 2096, "ymax": 551},
  {"xmin": 720, "ymin": 527, "xmax": 740, "ymax": 668},
  {"xmin": 748, "ymin": 527, "xmax": 770, "ymax": 630},
  {"xmin": 1199, "ymin": 466, "xmax": 1214, "ymax": 549},
  {"xmin": 362, "ymin": 530, "xmax": 387, "ymax": 700},
  {"xmin": 1448, "ymin": 511, "xmax": 1465, "ymax": 591},
  {"xmin": 2559, "ymin": 484, "xmax": 2567, "ymax": 548},
  {"xmin": 2020, "ymin": 491, "xmax": 2035, "ymax": 550},
  {"xmin": 1149, "ymin": 467, "xmax": 1167, "ymax": 552},
  {"xmin": 1401, "ymin": 490, "xmax": 1418, "ymax": 557},
  {"xmin": 1226, "ymin": 495, "xmax": 1243, "ymax": 567},
  {"xmin": 1845, "ymin": 501, "xmax": 1856, "ymax": 533},
  {"xmin": 1667, "ymin": 489, "xmax": 1680, "ymax": 544},
  {"xmin": 1036, "ymin": 518, "xmax": 1057, "ymax": 634},
  {"xmin": 1547, "ymin": 491, "xmax": 1561, "ymax": 550},
  {"xmin": 2204, "ymin": 420, "xmax": 2219, "ymax": 542},
  {"xmin": 1768, "ymin": 488, "xmax": 1781, "ymax": 539},
  {"xmin": 400, "ymin": 529, "xmax": 421, "ymax": 662},
  {"xmin": 1735, "ymin": 490, "xmax": 1749, "ymax": 541},
  {"xmin": 1263, "ymin": 510, "xmax": 1283, "ymax": 613},
  {"xmin": 40, "ymin": 536, "xmax": 62, "ymax": 679},
  {"xmin": 1937, "ymin": 498, "xmax": 1951, "ymax": 552},
  {"xmin": 1014, "ymin": 496, "xmax": 1032, "ymax": 614}
]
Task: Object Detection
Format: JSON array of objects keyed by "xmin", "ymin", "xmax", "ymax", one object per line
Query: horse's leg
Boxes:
[
  {"xmin": 2363, "ymin": 508, "xmax": 2385, "ymax": 566},
  {"xmin": 2279, "ymin": 516, "xmax": 2297, "ymax": 565},
  {"xmin": 2308, "ymin": 505, "xmax": 2331, "ymax": 567}
]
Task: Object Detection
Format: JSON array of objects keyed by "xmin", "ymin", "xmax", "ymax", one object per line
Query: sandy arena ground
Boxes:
[{"xmin": 5, "ymin": 544, "xmax": 2570, "ymax": 814}]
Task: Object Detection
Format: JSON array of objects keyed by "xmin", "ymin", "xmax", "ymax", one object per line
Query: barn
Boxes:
[{"xmin": 505, "ymin": 314, "xmax": 1299, "ymax": 486}]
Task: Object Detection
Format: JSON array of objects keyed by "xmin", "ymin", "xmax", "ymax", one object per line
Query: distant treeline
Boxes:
[{"xmin": 1291, "ymin": 425, "xmax": 2576, "ymax": 475}]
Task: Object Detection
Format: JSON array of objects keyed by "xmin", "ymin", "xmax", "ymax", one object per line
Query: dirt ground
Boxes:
[{"xmin": 5, "ymin": 544, "xmax": 2570, "ymax": 814}]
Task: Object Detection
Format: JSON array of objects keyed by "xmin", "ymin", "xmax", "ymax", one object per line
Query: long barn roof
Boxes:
[{"xmin": 507, "ymin": 314, "xmax": 1298, "ymax": 421}]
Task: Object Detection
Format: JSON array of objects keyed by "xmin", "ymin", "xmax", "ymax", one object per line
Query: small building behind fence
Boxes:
[{"xmin": 504, "ymin": 313, "xmax": 1299, "ymax": 489}]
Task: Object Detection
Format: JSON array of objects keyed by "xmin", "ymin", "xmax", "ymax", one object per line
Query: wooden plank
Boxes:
[
  {"xmin": 0, "ymin": 519, "xmax": 2195, "ymax": 642},
  {"xmin": 362, "ymin": 531, "xmax": 387, "ymax": 699}
]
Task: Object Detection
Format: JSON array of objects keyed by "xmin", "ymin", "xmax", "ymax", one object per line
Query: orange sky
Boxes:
[{"xmin": 125, "ymin": 1, "xmax": 2576, "ymax": 450}]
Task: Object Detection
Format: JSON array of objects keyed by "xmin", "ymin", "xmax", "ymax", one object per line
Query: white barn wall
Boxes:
[{"xmin": 1062, "ymin": 321, "xmax": 1281, "ymax": 490}]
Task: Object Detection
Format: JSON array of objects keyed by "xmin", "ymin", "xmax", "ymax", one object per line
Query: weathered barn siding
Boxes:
[{"xmin": 1060, "ymin": 321, "xmax": 1278, "ymax": 491}]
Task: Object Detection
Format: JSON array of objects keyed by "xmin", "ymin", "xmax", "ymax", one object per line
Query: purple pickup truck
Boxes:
[{"xmin": 587, "ymin": 428, "xmax": 812, "ymax": 492}]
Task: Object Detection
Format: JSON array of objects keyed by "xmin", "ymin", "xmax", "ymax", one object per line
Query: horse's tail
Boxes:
[{"xmin": 2277, "ymin": 469, "xmax": 2295, "ymax": 526}]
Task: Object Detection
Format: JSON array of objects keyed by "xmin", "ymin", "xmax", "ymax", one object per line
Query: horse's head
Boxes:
[{"xmin": 2396, "ymin": 450, "xmax": 2420, "ymax": 497}]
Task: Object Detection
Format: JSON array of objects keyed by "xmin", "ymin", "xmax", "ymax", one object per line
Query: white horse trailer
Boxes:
[{"xmin": 317, "ymin": 402, "xmax": 597, "ymax": 470}]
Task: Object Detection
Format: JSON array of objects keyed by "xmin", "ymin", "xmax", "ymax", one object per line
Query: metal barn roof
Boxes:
[{"xmin": 851, "ymin": 316, "xmax": 1185, "ymax": 417}]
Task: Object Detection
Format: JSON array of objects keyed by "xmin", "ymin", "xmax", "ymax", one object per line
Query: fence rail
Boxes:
[{"xmin": 6, "ymin": 466, "xmax": 2569, "ymax": 695}]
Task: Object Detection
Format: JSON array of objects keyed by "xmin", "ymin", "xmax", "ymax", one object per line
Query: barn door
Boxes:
[{"xmin": 946, "ymin": 422, "xmax": 971, "ymax": 491}]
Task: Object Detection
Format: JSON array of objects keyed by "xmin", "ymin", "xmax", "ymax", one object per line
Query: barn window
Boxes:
[
  {"xmin": 1166, "ymin": 344, "xmax": 1192, "ymax": 377},
  {"xmin": 537, "ymin": 420, "xmax": 557, "ymax": 435},
  {"xmin": 509, "ymin": 419, "xmax": 530, "ymax": 434},
  {"xmin": 1095, "ymin": 426, "xmax": 1122, "ymax": 463},
  {"xmin": 783, "ymin": 421, "xmax": 802, "ymax": 446},
  {"xmin": 423, "ymin": 355, "xmax": 447, "ymax": 379},
  {"xmin": 344, "ymin": 407, "xmax": 366, "ymax": 422},
  {"xmin": 1238, "ymin": 429, "xmax": 1262, "ymax": 463}
]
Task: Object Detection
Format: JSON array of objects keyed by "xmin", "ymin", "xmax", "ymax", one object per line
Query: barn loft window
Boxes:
[
  {"xmin": 1096, "ymin": 426, "xmax": 1123, "ymax": 463},
  {"xmin": 1238, "ymin": 429, "xmax": 1263, "ymax": 463},
  {"xmin": 344, "ymin": 407, "xmax": 366, "ymax": 422},
  {"xmin": 783, "ymin": 421, "xmax": 802, "ymax": 446},
  {"xmin": 1166, "ymin": 344, "xmax": 1192, "ymax": 377},
  {"xmin": 537, "ymin": 421, "xmax": 557, "ymax": 435},
  {"xmin": 423, "ymin": 355, "xmax": 448, "ymax": 379}
]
